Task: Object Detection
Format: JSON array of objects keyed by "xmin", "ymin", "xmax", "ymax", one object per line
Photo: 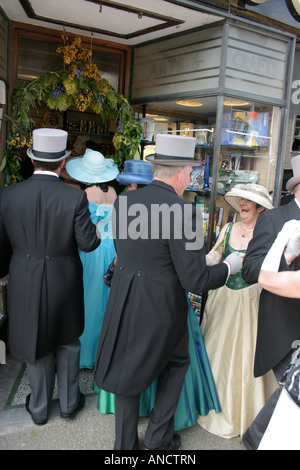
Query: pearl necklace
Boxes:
[{"xmin": 240, "ymin": 223, "xmax": 254, "ymax": 238}]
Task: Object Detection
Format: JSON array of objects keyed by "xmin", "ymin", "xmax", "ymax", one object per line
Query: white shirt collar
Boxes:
[{"xmin": 34, "ymin": 170, "xmax": 59, "ymax": 178}]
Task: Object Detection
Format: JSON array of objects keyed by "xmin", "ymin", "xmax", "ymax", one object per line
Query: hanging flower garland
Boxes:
[{"xmin": 1, "ymin": 34, "xmax": 142, "ymax": 185}]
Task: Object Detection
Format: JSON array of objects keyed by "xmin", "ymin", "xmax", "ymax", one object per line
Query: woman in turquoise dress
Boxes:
[
  {"xmin": 78, "ymin": 203, "xmax": 116, "ymax": 369},
  {"xmin": 66, "ymin": 148, "xmax": 119, "ymax": 369},
  {"xmin": 93, "ymin": 159, "xmax": 222, "ymax": 431}
]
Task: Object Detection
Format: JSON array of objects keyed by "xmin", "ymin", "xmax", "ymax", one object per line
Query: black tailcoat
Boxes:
[
  {"xmin": 242, "ymin": 199, "xmax": 300, "ymax": 377},
  {"xmin": 94, "ymin": 180, "xmax": 228, "ymax": 396},
  {"xmin": 0, "ymin": 174, "xmax": 100, "ymax": 364}
]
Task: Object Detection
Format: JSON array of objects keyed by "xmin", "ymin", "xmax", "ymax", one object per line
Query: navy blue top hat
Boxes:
[{"xmin": 117, "ymin": 159, "xmax": 153, "ymax": 185}]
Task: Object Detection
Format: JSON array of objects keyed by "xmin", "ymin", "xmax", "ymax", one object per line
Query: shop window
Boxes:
[
  {"xmin": 136, "ymin": 96, "xmax": 280, "ymax": 247},
  {"xmin": 17, "ymin": 36, "xmax": 121, "ymax": 90}
]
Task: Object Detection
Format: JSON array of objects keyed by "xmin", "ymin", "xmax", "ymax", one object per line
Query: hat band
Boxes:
[
  {"xmin": 240, "ymin": 186, "xmax": 271, "ymax": 201},
  {"xmin": 33, "ymin": 149, "xmax": 66, "ymax": 160},
  {"xmin": 156, "ymin": 153, "xmax": 195, "ymax": 161},
  {"xmin": 81, "ymin": 158, "xmax": 106, "ymax": 174},
  {"xmin": 124, "ymin": 168, "xmax": 151, "ymax": 176}
]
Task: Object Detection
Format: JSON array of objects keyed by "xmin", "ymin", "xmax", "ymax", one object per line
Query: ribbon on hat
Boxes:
[
  {"xmin": 239, "ymin": 185, "xmax": 272, "ymax": 201},
  {"xmin": 32, "ymin": 149, "xmax": 66, "ymax": 160},
  {"xmin": 155, "ymin": 153, "xmax": 195, "ymax": 161},
  {"xmin": 81, "ymin": 157, "xmax": 115, "ymax": 174}
]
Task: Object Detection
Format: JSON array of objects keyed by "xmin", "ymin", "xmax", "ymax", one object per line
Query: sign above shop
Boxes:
[{"xmin": 132, "ymin": 21, "xmax": 290, "ymax": 103}]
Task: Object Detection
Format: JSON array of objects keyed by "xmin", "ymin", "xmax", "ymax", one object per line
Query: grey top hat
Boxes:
[
  {"xmin": 286, "ymin": 154, "xmax": 300, "ymax": 192},
  {"xmin": 145, "ymin": 134, "xmax": 200, "ymax": 166},
  {"xmin": 27, "ymin": 128, "xmax": 71, "ymax": 162}
]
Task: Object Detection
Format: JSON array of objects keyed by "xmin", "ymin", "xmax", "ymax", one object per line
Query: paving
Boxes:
[{"xmin": 0, "ymin": 353, "xmax": 245, "ymax": 451}]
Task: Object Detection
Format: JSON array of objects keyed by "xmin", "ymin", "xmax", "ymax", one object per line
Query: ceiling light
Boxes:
[
  {"xmin": 224, "ymin": 99, "xmax": 249, "ymax": 106},
  {"xmin": 176, "ymin": 100, "xmax": 203, "ymax": 107}
]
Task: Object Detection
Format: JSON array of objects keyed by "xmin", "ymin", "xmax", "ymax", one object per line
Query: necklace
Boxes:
[{"xmin": 240, "ymin": 223, "xmax": 254, "ymax": 238}]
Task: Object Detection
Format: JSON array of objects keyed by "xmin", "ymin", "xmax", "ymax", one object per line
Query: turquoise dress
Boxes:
[
  {"xmin": 94, "ymin": 295, "xmax": 221, "ymax": 431},
  {"xmin": 79, "ymin": 203, "xmax": 116, "ymax": 369}
]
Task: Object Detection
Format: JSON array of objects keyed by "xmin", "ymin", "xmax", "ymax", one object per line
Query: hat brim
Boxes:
[
  {"xmin": 27, "ymin": 148, "xmax": 71, "ymax": 162},
  {"xmin": 66, "ymin": 157, "xmax": 119, "ymax": 184},
  {"xmin": 286, "ymin": 176, "xmax": 300, "ymax": 192},
  {"xmin": 146, "ymin": 154, "xmax": 201, "ymax": 166},
  {"xmin": 224, "ymin": 191, "xmax": 274, "ymax": 212},
  {"xmin": 116, "ymin": 174, "xmax": 152, "ymax": 185}
]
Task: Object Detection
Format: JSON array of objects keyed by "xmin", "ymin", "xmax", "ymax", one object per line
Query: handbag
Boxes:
[{"xmin": 258, "ymin": 343, "xmax": 300, "ymax": 450}]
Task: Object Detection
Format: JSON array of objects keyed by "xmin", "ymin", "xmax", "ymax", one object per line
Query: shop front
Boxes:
[{"xmin": 130, "ymin": 18, "xmax": 296, "ymax": 249}]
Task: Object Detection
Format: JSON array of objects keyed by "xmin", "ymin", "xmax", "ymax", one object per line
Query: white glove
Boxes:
[
  {"xmin": 285, "ymin": 225, "xmax": 300, "ymax": 257},
  {"xmin": 224, "ymin": 251, "xmax": 244, "ymax": 275},
  {"xmin": 261, "ymin": 220, "xmax": 300, "ymax": 272}
]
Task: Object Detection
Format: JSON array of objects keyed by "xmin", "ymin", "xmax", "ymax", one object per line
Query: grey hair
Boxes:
[
  {"xmin": 152, "ymin": 164, "xmax": 190, "ymax": 179},
  {"xmin": 292, "ymin": 183, "xmax": 300, "ymax": 195}
]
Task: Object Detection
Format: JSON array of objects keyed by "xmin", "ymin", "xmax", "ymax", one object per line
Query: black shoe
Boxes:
[
  {"xmin": 241, "ymin": 432, "xmax": 256, "ymax": 450},
  {"xmin": 60, "ymin": 392, "xmax": 85, "ymax": 419},
  {"xmin": 25, "ymin": 394, "xmax": 48, "ymax": 425},
  {"xmin": 142, "ymin": 433, "xmax": 181, "ymax": 451}
]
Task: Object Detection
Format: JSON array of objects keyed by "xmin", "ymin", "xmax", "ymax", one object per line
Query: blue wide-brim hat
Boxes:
[
  {"xmin": 116, "ymin": 159, "xmax": 153, "ymax": 185},
  {"xmin": 66, "ymin": 149, "xmax": 119, "ymax": 184}
]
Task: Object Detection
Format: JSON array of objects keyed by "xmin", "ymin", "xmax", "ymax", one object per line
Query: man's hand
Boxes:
[
  {"xmin": 103, "ymin": 261, "xmax": 115, "ymax": 288},
  {"xmin": 224, "ymin": 251, "xmax": 244, "ymax": 275}
]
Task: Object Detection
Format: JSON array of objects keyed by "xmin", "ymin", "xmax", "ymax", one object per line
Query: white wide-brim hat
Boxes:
[
  {"xmin": 286, "ymin": 154, "xmax": 300, "ymax": 191},
  {"xmin": 145, "ymin": 134, "xmax": 200, "ymax": 166},
  {"xmin": 66, "ymin": 149, "xmax": 119, "ymax": 184},
  {"xmin": 225, "ymin": 183, "xmax": 274, "ymax": 212},
  {"xmin": 27, "ymin": 128, "xmax": 71, "ymax": 162},
  {"xmin": 117, "ymin": 159, "xmax": 153, "ymax": 185}
]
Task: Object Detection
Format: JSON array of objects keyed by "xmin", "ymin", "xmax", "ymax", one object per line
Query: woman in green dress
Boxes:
[{"xmin": 198, "ymin": 183, "xmax": 278, "ymax": 438}]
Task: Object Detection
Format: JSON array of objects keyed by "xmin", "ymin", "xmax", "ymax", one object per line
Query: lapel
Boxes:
[{"xmin": 287, "ymin": 199, "xmax": 300, "ymax": 220}]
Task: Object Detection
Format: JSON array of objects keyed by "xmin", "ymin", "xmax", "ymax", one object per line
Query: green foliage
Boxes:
[{"xmin": 2, "ymin": 34, "xmax": 142, "ymax": 185}]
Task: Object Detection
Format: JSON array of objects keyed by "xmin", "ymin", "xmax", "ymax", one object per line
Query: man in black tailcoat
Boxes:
[
  {"xmin": 242, "ymin": 154, "xmax": 300, "ymax": 449},
  {"xmin": 94, "ymin": 134, "xmax": 243, "ymax": 450},
  {"xmin": 0, "ymin": 128, "xmax": 99, "ymax": 424}
]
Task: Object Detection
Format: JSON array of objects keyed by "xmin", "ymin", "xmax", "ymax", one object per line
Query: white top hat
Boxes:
[
  {"xmin": 145, "ymin": 134, "xmax": 199, "ymax": 166},
  {"xmin": 27, "ymin": 128, "xmax": 71, "ymax": 162}
]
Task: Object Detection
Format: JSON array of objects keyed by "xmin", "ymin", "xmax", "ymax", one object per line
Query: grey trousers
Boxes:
[
  {"xmin": 26, "ymin": 339, "xmax": 81, "ymax": 421},
  {"xmin": 243, "ymin": 350, "xmax": 293, "ymax": 450},
  {"xmin": 114, "ymin": 332, "xmax": 190, "ymax": 450}
]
